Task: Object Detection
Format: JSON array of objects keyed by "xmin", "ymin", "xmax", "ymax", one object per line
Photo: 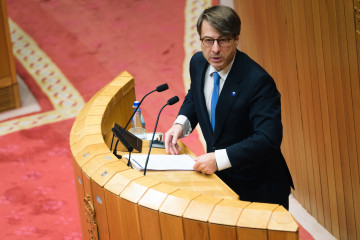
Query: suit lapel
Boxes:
[
  {"xmin": 213, "ymin": 51, "xmax": 244, "ymax": 142},
  {"xmin": 195, "ymin": 58, "xmax": 214, "ymax": 136}
]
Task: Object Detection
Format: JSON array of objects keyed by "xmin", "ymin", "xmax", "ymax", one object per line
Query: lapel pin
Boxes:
[{"xmin": 232, "ymin": 92, "xmax": 236, "ymax": 96}]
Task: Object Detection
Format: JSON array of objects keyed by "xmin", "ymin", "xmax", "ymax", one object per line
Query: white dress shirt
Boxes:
[{"xmin": 174, "ymin": 59, "xmax": 235, "ymax": 171}]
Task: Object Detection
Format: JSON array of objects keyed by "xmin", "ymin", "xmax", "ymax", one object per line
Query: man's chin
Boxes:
[{"xmin": 210, "ymin": 63, "xmax": 223, "ymax": 71}]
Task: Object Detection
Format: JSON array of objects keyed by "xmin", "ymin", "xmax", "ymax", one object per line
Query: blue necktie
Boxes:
[{"xmin": 211, "ymin": 72, "xmax": 220, "ymax": 132}]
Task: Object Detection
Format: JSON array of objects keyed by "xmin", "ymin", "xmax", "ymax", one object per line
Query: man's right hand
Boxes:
[{"xmin": 164, "ymin": 124, "xmax": 183, "ymax": 155}]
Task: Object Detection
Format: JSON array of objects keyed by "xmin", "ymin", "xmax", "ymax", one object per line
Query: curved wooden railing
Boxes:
[{"xmin": 70, "ymin": 71, "xmax": 299, "ymax": 240}]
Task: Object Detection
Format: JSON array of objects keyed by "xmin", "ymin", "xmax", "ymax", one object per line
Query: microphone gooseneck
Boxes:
[
  {"xmin": 112, "ymin": 139, "xmax": 122, "ymax": 159},
  {"xmin": 121, "ymin": 83, "xmax": 169, "ymax": 134},
  {"xmin": 143, "ymin": 96, "xmax": 179, "ymax": 175}
]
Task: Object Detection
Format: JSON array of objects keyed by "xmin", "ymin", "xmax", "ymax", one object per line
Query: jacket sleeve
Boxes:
[{"xmin": 177, "ymin": 53, "xmax": 202, "ymax": 132}]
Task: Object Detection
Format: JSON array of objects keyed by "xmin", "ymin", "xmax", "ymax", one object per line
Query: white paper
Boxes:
[{"xmin": 124, "ymin": 154, "xmax": 195, "ymax": 171}]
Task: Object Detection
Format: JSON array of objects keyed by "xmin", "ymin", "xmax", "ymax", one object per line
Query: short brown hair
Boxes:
[{"xmin": 197, "ymin": 5, "xmax": 241, "ymax": 38}]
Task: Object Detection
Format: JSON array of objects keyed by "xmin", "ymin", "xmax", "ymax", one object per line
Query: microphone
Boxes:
[
  {"xmin": 167, "ymin": 96, "xmax": 179, "ymax": 105},
  {"xmin": 156, "ymin": 84, "xmax": 169, "ymax": 92},
  {"xmin": 110, "ymin": 83, "xmax": 169, "ymax": 151},
  {"xmin": 143, "ymin": 96, "xmax": 179, "ymax": 175},
  {"xmin": 121, "ymin": 83, "xmax": 169, "ymax": 134}
]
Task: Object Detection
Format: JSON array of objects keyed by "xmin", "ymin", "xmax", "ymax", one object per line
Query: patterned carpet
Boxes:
[{"xmin": 0, "ymin": 0, "xmax": 212, "ymax": 239}]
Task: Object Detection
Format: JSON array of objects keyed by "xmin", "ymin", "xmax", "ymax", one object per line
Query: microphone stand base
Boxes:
[{"xmin": 148, "ymin": 140, "xmax": 165, "ymax": 149}]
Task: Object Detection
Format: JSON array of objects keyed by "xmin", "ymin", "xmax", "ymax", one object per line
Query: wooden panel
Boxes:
[
  {"xmin": 310, "ymin": 0, "xmax": 336, "ymax": 233},
  {"xmin": 119, "ymin": 198, "xmax": 142, "ymax": 240},
  {"xmin": 104, "ymin": 191, "xmax": 123, "ymax": 240},
  {"xmin": 159, "ymin": 213, "xmax": 184, "ymax": 240},
  {"xmin": 0, "ymin": 0, "xmax": 20, "ymax": 111},
  {"xmin": 236, "ymin": 203, "xmax": 276, "ymax": 239},
  {"xmin": 71, "ymin": 134, "xmax": 105, "ymax": 157},
  {"xmin": 209, "ymin": 224, "xmax": 237, "ymax": 240},
  {"xmin": 160, "ymin": 189, "xmax": 200, "ymax": 217},
  {"xmin": 182, "ymin": 195, "xmax": 223, "ymax": 240},
  {"xmin": 119, "ymin": 176, "xmax": 161, "ymax": 239},
  {"xmin": 82, "ymin": 153, "xmax": 118, "ymax": 178},
  {"xmin": 237, "ymin": 228, "xmax": 267, "ymax": 240},
  {"xmin": 120, "ymin": 177, "xmax": 160, "ymax": 203},
  {"xmin": 234, "ymin": 0, "xmax": 360, "ymax": 238},
  {"xmin": 71, "ymin": 158, "xmax": 88, "ymax": 240},
  {"xmin": 336, "ymin": 1, "xmax": 360, "ymax": 239},
  {"xmin": 74, "ymin": 143, "xmax": 110, "ymax": 167},
  {"xmin": 183, "ymin": 219, "xmax": 209, "ymax": 240},
  {"xmin": 138, "ymin": 184, "xmax": 178, "ymax": 240},
  {"xmin": 237, "ymin": 202, "xmax": 278, "ymax": 230},
  {"xmin": 89, "ymin": 161, "xmax": 129, "ymax": 239},
  {"xmin": 0, "ymin": 84, "xmax": 20, "ymax": 112},
  {"xmin": 103, "ymin": 170, "xmax": 143, "ymax": 240},
  {"xmin": 104, "ymin": 169, "xmax": 143, "ymax": 195},
  {"xmin": 265, "ymin": 1, "xmax": 302, "ymax": 207},
  {"xmin": 0, "ymin": 0, "xmax": 11, "ymax": 79},
  {"xmin": 318, "ymin": 0, "xmax": 346, "ymax": 238},
  {"xmin": 91, "ymin": 182, "xmax": 110, "ymax": 240},
  {"xmin": 138, "ymin": 183, "xmax": 178, "ymax": 210},
  {"xmin": 138, "ymin": 207, "xmax": 162, "ymax": 240},
  {"xmin": 305, "ymin": 0, "xmax": 327, "ymax": 227},
  {"xmin": 267, "ymin": 231, "xmax": 298, "ymax": 240},
  {"xmin": 0, "ymin": 76, "xmax": 12, "ymax": 88},
  {"xmin": 208, "ymin": 199, "xmax": 250, "ymax": 226},
  {"xmin": 90, "ymin": 161, "xmax": 128, "ymax": 187},
  {"xmin": 267, "ymin": 206, "xmax": 299, "ymax": 240},
  {"xmin": 346, "ymin": 0, "xmax": 360, "ymax": 238},
  {"xmin": 82, "ymin": 170, "xmax": 94, "ymax": 240},
  {"xmin": 183, "ymin": 195, "xmax": 223, "ymax": 222}
]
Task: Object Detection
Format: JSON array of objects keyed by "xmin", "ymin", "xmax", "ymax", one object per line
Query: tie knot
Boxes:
[{"xmin": 213, "ymin": 72, "xmax": 220, "ymax": 85}]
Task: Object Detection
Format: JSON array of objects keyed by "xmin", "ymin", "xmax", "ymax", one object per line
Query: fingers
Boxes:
[
  {"xmin": 165, "ymin": 132, "xmax": 178, "ymax": 155},
  {"xmin": 193, "ymin": 153, "xmax": 217, "ymax": 174},
  {"xmin": 193, "ymin": 160, "xmax": 205, "ymax": 173},
  {"xmin": 193, "ymin": 161, "xmax": 210, "ymax": 174},
  {"xmin": 165, "ymin": 124, "xmax": 183, "ymax": 155},
  {"xmin": 171, "ymin": 142, "xmax": 182, "ymax": 155},
  {"xmin": 164, "ymin": 131, "xmax": 171, "ymax": 154}
]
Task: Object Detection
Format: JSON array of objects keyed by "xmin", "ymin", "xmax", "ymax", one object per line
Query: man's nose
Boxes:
[{"xmin": 211, "ymin": 40, "xmax": 221, "ymax": 53}]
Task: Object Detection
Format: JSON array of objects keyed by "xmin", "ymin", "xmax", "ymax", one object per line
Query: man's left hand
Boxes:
[{"xmin": 193, "ymin": 152, "xmax": 218, "ymax": 174}]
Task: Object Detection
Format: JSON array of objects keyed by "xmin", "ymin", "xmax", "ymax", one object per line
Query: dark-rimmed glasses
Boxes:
[{"xmin": 200, "ymin": 37, "xmax": 232, "ymax": 47}]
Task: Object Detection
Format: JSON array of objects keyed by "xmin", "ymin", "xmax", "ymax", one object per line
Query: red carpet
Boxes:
[
  {"xmin": 1, "ymin": 1, "xmax": 205, "ymax": 239},
  {"xmin": 0, "ymin": 0, "xmax": 313, "ymax": 239}
]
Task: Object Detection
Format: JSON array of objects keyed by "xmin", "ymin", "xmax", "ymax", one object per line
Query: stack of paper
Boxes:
[{"xmin": 124, "ymin": 154, "xmax": 195, "ymax": 171}]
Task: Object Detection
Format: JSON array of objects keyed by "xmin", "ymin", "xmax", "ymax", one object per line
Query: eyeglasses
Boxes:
[{"xmin": 200, "ymin": 37, "xmax": 232, "ymax": 47}]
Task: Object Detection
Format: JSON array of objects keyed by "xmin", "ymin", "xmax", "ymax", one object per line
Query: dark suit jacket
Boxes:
[{"xmin": 179, "ymin": 50, "xmax": 294, "ymax": 204}]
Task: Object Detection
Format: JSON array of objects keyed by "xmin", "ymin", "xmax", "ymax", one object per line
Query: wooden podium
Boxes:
[
  {"xmin": 69, "ymin": 71, "xmax": 299, "ymax": 240},
  {"xmin": 0, "ymin": 0, "xmax": 20, "ymax": 112}
]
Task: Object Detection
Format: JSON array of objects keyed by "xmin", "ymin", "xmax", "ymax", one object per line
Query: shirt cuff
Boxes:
[
  {"xmin": 215, "ymin": 149, "xmax": 232, "ymax": 171},
  {"xmin": 174, "ymin": 115, "xmax": 192, "ymax": 137}
]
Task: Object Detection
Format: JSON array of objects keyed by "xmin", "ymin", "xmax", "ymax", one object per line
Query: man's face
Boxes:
[{"xmin": 200, "ymin": 20, "xmax": 239, "ymax": 71}]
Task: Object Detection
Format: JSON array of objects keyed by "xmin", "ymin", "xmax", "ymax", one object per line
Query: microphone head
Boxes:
[
  {"xmin": 156, "ymin": 83, "xmax": 169, "ymax": 92},
  {"xmin": 167, "ymin": 96, "xmax": 179, "ymax": 105}
]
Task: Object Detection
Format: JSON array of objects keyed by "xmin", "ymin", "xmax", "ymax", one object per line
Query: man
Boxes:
[{"xmin": 165, "ymin": 5, "xmax": 293, "ymax": 209}]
